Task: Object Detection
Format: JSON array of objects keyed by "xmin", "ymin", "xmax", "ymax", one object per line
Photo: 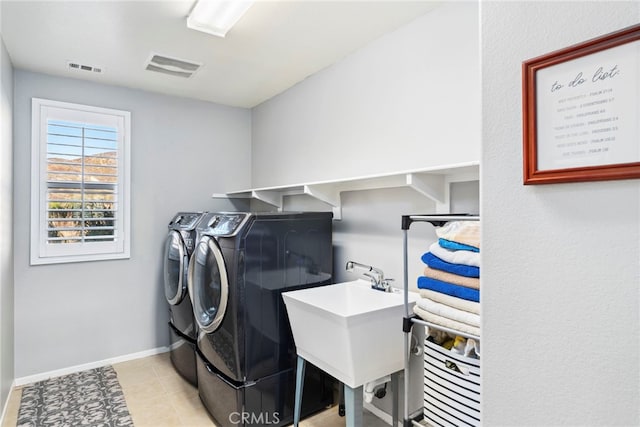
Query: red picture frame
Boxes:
[{"xmin": 522, "ymin": 24, "xmax": 640, "ymax": 185}]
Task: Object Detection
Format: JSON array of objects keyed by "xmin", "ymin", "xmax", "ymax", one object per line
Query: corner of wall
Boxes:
[{"xmin": 0, "ymin": 33, "xmax": 16, "ymax": 420}]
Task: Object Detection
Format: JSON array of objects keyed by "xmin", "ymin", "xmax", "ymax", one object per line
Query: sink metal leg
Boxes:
[
  {"xmin": 344, "ymin": 384, "xmax": 363, "ymax": 427},
  {"xmin": 391, "ymin": 372, "xmax": 399, "ymax": 427},
  {"xmin": 293, "ymin": 356, "xmax": 306, "ymax": 427}
]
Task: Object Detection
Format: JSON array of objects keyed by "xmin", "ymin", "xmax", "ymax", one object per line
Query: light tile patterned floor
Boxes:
[
  {"xmin": 0, "ymin": 384, "xmax": 21, "ymax": 427},
  {"xmin": 1, "ymin": 352, "xmax": 389, "ymax": 427}
]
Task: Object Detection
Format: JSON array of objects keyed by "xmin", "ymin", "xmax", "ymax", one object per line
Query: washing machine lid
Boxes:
[
  {"xmin": 188, "ymin": 236, "xmax": 229, "ymax": 334},
  {"xmin": 164, "ymin": 230, "xmax": 188, "ymax": 305}
]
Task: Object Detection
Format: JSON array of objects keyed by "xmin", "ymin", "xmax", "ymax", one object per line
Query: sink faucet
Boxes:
[{"xmin": 345, "ymin": 261, "xmax": 393, "ymax": 292}]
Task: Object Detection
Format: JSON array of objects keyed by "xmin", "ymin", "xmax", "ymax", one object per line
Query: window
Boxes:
[{"xmin": 31, "ymin": 98, "xmax": 131, "ymax": 265}]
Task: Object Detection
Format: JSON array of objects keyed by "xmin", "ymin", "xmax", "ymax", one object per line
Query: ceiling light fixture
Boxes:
[{"xmin": 187, "ymin": 0, "xmax": 254, "ymax": 38}]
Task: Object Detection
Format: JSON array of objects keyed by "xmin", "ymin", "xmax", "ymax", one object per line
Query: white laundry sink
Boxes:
[{"xmin": 282, "ymin": 279, "xmax": 417, "ymax": 388}]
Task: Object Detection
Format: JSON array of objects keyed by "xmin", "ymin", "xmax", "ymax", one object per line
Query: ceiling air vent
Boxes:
[
  {"xmin": 145, "ymin": 53, "xmax": 202, "ymax": 78},
  {"xmin": 67, "ymin": 61, "xmax": 103, "ymax": 74}
]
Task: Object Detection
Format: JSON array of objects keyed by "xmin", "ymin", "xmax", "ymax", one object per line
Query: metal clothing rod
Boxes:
[
  {"xmin": 403, "ymin": 214, "xmax": 479, "ymax": 229},
  {"xmin": 402, "ymin": 228, "xmax": 410, "ymax": 427},
  {"xmin": 409, "ymin": 214, "xmax": 479, "ymax": 221},
  {"xmin": 411, "ymin": 214, "xmax": 479, "ymax": 222}
]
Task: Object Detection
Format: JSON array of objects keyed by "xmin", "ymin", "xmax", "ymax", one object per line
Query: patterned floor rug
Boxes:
[{"xmin": 17, "ymin": 365, "xmax": 133, "ymax": 427}]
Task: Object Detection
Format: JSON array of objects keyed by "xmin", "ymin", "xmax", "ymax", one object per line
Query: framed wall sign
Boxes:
[{"xmin": 522, "ymin": 24, "xmax": 640, "ymax": 184}]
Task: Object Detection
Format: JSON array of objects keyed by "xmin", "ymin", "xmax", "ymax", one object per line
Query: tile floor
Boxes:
[{"xmin": 1, "ymin": 352, "xmax": 389, "ymax": 427}]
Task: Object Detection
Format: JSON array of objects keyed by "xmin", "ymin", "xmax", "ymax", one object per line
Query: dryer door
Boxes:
[
  {"xmin": 164, "ymin": 230, "xmax": 188, "ymax": 305},
  {"xmin": 188, "ymin": 236, "xmax": 229, "ymax": 334}
]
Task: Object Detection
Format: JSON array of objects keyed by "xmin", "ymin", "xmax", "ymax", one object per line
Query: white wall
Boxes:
[
  {"xmin": 250, "ymin": 1, "xmax": 480, "ymax": 419},
  {"xmin": 251, "ymin": 1, "xmax": 480, "ymax": 188},
  {"xmin": 13, "ymin": 70, "xmax": 251, "ymax": 378},
  {"xmin": 251, "ymin": 0, "xmax": 481, "ymax": 298},
  {"xmin": 0, "ymin": 36, "xmax": 15, "ymax": 410},
  {"xmin": 481, "ymin": 1, "xmax": 640, "ymax": 425}
]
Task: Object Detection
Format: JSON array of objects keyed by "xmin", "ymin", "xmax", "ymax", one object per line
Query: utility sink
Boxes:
[{"xmin": 282, "ymin": 279, "xmax": 418, "ymax": 389}]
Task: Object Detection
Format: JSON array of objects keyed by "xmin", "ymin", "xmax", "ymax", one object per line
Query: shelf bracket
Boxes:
[
  {"xmin": 303, "ymin": 184, "xmax": 340, "ymax": 207},
  {"xmin": 406, "ymin": 173, "xmax": 445, "ymax": 204},
  {"xmin": 251, "ymin": 190, "xmax": 283, "ymax": 209},
  {"xmin": 304, "ymin": 184, "xmax": 342, "ymax": 220},
  {"xmin": 406, "ymin": 173, "xmax": 450, "ymax": 213}
]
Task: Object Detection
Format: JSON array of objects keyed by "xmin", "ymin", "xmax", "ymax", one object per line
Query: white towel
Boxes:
[
  {"xmin": 436, "ymin": 221, "xmax": 481, "ymax": 249},
  {"xmin": 417, "ymin": 297, "xmax": 480, "ymax": 327},
  {"xmin": 419, "ymin": 289, "xmax": 480, "ymax": 314},
  {"xmin": 429, "ymin": 242, "xmax": 480, "ymax": 267},
  {"xmin": 413, "ymin": 305, "xmax": 481, "ymax": 337}
]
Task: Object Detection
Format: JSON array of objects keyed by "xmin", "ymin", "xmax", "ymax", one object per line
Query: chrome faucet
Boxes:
[{"xmin": 345, "ymin": 261, "xmax": 393, "ymax": 292}]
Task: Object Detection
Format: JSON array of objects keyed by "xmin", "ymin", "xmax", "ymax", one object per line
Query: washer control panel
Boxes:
[
  {"xmin": 169, "ymin": 212, "xmax": 203, "ymax": 230},
  {"xmin": 207, "ymin": 213, "xmax": 249, "ymax": 237}
]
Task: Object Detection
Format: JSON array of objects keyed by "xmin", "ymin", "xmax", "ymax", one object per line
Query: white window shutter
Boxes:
[{"xmin": 31, "ymin": 98, "xmax": 131, "ymax": 264}]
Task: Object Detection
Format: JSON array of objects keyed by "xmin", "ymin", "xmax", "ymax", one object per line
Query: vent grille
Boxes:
[
  {"xmin": 67, "ymin": 62, "xmax": 103, "ymax": 74},
  {"xmin": 145, "ymin": 54, "xmax": 202, "ymax": 78}
]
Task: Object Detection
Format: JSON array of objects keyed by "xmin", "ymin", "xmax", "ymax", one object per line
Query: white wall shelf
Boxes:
[{"xmin": 212, "ymin": 162, "xmax": 479, "ymax": 220}]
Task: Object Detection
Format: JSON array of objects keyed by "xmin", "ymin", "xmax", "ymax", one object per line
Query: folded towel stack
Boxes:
[{"xmin": 413, "ymin": 221, "xmax": 481, "ymax": 338}]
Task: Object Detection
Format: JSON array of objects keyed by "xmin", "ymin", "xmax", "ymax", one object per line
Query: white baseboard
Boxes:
[
  {"xmin": 0, "ymin": 379, "xmax": 17, "ymax": 426},
  {"xmin": 14, "ymin": 346, "xmax": 170, "ymax": 387}
]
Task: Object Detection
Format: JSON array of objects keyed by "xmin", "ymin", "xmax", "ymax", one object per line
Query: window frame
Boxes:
[{"xmin": 30, "ymin": 98, "xmax": 131, "ymax": 265}]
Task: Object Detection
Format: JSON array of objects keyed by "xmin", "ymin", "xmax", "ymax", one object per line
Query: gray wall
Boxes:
[
  {"xmin": 0, "ymin": 37, "xmax": 15, "ymax": 408},
  {"xmin": 13, "ymin": 70, "xmax": 251, "ymax": 378},
  {"xmin": 251, "ymin": 1, "xmax": 480, "ymax": 188},
  {"xmin": 481, "ymin": 2, "xmax": 640, "ymax": 424}
]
